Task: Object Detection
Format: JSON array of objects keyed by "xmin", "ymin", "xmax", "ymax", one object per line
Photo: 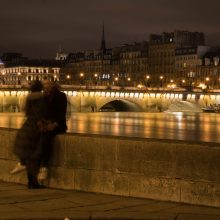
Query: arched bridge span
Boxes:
[{"xmin": 0, "ymin": 89, "xmax": 219, "ymax": 112}]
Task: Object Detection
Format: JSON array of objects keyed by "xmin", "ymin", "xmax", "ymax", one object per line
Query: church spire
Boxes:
[{"xmin": 100, "ymin": 23, "xmax": 106, "ymax": 52}]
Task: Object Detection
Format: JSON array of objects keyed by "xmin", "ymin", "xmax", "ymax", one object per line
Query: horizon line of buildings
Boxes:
[{"xmin": 0, "ymin": 29, "xmax": 220, "ymax": 89}]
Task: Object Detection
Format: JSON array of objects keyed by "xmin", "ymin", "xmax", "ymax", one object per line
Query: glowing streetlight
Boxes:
[
  {"xmin": 159, "ymin": 76, "xmax": 164, "ymax": 87},
  {"xmin": 93, "ymin": 73, "xmax": 99, "ymax": 86},
  {"xmin": 205, "ymin": 77, "xmax": 210, "ymax": 89},
  {"xmin": 205, "ymin": 77, "xmax": 210, "ymax": 82},
  {"xmin": 79, "ymin": 72, "xmax": 85, "ymax": 85}
]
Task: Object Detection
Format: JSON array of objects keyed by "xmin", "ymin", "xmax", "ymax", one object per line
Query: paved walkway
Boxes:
[{"xmin": 0, "ymin": 181, "xmax": 220, "ymax": 220}]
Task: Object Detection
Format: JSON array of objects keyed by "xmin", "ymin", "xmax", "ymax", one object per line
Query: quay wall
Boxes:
[{"xmin": 0, "ymin": 128, "xmax": 220, "ymax": 207}]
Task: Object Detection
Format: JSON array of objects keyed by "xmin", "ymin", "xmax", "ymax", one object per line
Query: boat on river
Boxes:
[{"xmin": 202, "ymin": 104, "xmax": 220, "ymax": 113}]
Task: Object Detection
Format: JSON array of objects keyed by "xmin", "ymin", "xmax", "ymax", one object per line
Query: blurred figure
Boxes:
[
  {"xmin": 13, "ymin": 80, "xmax": 45, "ymax": 189},
  {"xmin": 38, "ymin": 80, "xmax": 67, "ymax": 180}
]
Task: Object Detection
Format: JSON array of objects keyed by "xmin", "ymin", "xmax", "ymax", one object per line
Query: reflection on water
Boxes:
[{"xmin": 1, "ymin": 112, "xmax": 220, "ymax": 143}]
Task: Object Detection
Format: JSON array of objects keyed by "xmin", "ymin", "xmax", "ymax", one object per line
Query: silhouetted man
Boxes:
[{"xmin": 38, "ymin": 80, "xmax": 67, "ymax": 180}]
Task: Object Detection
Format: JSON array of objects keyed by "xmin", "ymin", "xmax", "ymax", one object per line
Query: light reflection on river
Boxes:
[{"xmin": 1, "ymin": 112, "xmax": 220, "ymax": 143}]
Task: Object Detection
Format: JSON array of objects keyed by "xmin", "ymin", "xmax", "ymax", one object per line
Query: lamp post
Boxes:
[
  {"xmin": 146, "ymin": 75, "xmax": 150, "ymax": 87},
  {"xmin": 79, "ymin": 72, "xmax": 84, "ymax": 85},
  {"xmin": 94, "ymin": 73, "xmax": 98, "ymax": 87},
  {"xmin": 114, "ymin": 77, "xmax": 119, "ymax": 86},
  {"xmin": 159, "ymin": 76, "xmax": 164, "ymax": 88},
  {"xmin": 66, "ymin": 74, "xmax": 71, "ymax": 84},
  {"xmin": 205, "ymin": 77, "xmax": 210, "ymax": 89},
  {"xmin": 127, "ymin": 77, "xmax": 131, "ymax": 87},
  {"xmin": 179, "ymin": 79, "xmax": 185, "ymax": 88}
]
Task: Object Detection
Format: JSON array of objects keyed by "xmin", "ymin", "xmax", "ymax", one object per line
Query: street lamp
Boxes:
[
  {"xmin": 79, "ymin": 72, "xmax": 84, "ymax": 85},
  {"xmin": 205, "ymin": 77, "xmax": 210, "ymax": 89},
  {"xmin": 180, "ymin": 79, "xmax": 185, "ymax": 87},
  {"xmin": 66, "ymin": 74, "xmax": 71, "ymax": 84},
  {"xmin": 127, "ymin": 77, "xmax": 131, "ymax": 86},
  {"xmin": 94, "ymin": 73, "xmax": 98, "ymax": 86},
  {"xmin": 114, "ymin": 77, "xmax": 119, "ymax": 86},
  {"xmin": 80, "ymin": 72, "xmax": 84, "ymax": 77},
  {"xmin": 146, "ymin": 75, "xmax": 150, "ymax": 87},
  {"xmin": 159, "ymin": 76, "xmax": 164, "ymax": 88}
]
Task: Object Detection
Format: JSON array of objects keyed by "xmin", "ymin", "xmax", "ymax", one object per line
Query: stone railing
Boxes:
[{"xmin": 0, "ymin": 127, "xmax": 220, "ymax": 207}]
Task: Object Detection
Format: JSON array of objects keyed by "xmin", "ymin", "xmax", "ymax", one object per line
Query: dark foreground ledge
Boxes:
[{"xmin": 0, "ymin": 128, "xmax": 220, "ymax": 208}]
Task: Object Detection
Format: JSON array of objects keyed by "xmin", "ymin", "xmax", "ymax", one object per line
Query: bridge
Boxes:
[{"xmin": 0, "ymin": 86, "xmax": 220, "ymax": 112}]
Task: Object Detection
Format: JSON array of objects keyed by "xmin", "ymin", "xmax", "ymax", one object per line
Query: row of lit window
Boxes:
[
  {"xmin": 2, "ymin": 68, "xmax": 60, "ymax": 74},
  {"xmin": 176, "ymin": 63, "xmax": 197, "ymax": 68},
  {"xmin": 121, "ymin": 52, "xmax": 141, "ymax": 59},
  {"xmin": 176, "ymin": 56, "xmax": 197, "ymax": 61}
]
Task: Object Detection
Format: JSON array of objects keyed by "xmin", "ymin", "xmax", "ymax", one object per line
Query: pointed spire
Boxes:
[
  {"xmin": 58, "ymin": 44, "xmax": 62, "ymax": 53},
  {"xmin": 101, "ymin": 23, "xmax": 106, "ymax": 52}
]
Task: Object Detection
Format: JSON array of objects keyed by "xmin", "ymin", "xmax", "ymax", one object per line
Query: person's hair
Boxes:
[{"xmin": 30, "ymin": 80, "xmax": 43, "ymax": 92}]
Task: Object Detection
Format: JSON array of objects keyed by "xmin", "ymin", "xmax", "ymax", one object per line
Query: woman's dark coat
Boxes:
[{"xmin": 13, "ymin": 92, "xmax": 44, "ymax": 162}]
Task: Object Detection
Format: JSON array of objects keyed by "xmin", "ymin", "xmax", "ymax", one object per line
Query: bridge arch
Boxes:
[{"xmin": 98, "ymin": 99, "xmax": 144, "ymax": 112}]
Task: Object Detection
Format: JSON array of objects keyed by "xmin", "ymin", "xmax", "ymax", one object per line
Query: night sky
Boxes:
[{"xmin": 0, "ymin": 0, "xmax": 219, "ymax": 58}]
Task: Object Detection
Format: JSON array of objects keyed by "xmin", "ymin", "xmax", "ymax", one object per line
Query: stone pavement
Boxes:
[{"xmin": 0, "ymin": 181, "xmax": 220, "ymax": 220}]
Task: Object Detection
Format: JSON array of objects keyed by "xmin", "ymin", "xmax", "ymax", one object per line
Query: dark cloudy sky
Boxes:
[{"xmin": 0, "ymin": 0, "xmax": 219, "ymax": 58}]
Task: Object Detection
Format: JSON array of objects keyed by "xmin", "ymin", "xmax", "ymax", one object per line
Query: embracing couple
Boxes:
[{"xmin": 11, "ymin": 79, "xmax": 67, "ymax": 189}]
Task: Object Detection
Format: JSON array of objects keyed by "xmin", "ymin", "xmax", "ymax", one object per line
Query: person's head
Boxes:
[
  {"xmin": 30, "ymin": 80, "xmax": 43, "ymax": 92},
  {"xmin": 42, "ymin": 79, "xmax": 59, "ymax": 95}
]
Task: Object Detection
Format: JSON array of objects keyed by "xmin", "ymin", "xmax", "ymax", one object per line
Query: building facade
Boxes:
[
  {"xmin": 2, "ymin": 29, "xmax": 220, "ymax": 90},
  {"xmin": 175, "ymin": 46, "xmax": 210, "ymax": 87},
  {"xmin": 0, "ymin": 59, "xmax": 62, "ymax": 86},
  {"xmin": 148, "ymin": 30, "xmax": 205, "ymax": 87}
]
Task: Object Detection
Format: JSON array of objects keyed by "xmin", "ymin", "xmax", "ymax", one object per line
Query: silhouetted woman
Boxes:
[{"xmin": 13, "ymin": 80, "xmax": 45, "ymax": 189}]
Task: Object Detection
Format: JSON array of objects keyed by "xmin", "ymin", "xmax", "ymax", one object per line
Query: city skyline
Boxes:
[{"xmin": 0, "ymin": 0, "xmax": 220, "ymax": 58}]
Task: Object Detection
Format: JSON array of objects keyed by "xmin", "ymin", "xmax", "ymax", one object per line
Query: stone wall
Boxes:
[{"xmin": 0, "ymin": 128, "xmax": 220, "ymax": 207}]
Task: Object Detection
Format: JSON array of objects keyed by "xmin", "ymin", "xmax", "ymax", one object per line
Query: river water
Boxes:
[{"xmin": 0, "ymin": 112, "xmax": 220, "ymax": 143}]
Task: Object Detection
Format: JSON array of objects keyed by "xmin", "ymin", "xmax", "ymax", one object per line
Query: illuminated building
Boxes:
[{"xmin": 0, "ymin": 58, "xmax": 62, "ymax": 86}]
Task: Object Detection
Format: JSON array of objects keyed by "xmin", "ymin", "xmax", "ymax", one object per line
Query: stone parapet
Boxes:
[{"xmin": 0, "ymin": 128, "xmax": 220, "ymax": 207}]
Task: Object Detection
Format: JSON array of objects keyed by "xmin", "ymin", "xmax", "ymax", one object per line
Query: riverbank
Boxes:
[{"xmin": 1, "ymin": 127, "xmax": 220, "ymax": 208}]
